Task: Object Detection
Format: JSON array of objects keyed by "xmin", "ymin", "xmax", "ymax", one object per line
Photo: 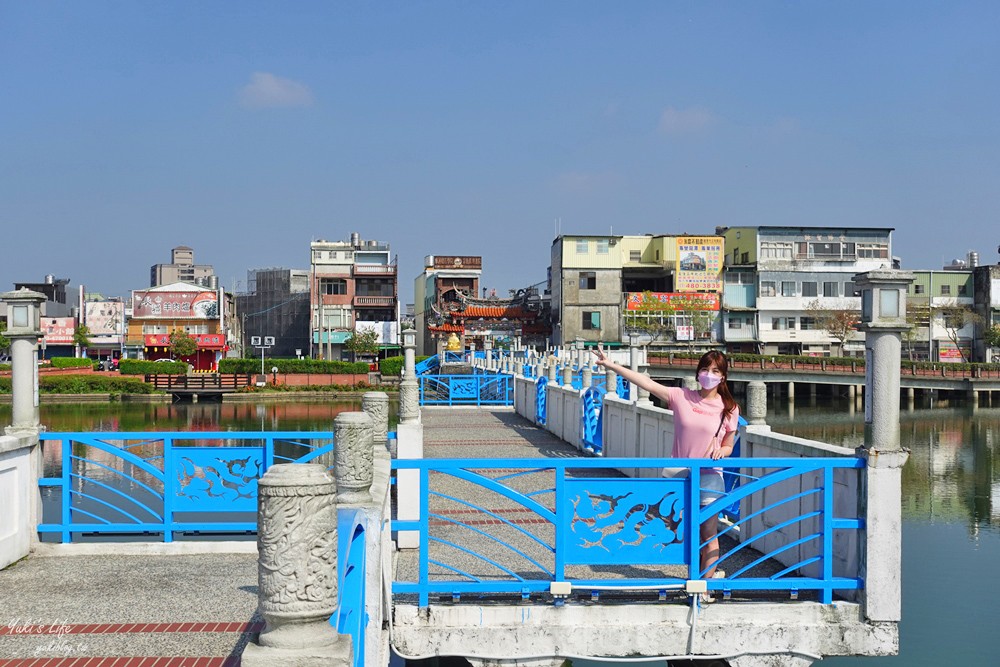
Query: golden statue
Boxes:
[{"xmin": 445, "ymin": 332, "xmax": 462, "ymax": 351}]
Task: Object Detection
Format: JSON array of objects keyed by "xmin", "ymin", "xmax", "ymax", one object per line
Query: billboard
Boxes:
[
  {"xmin": 41, "ymin": 317, "xmax": 75, "ymax": 345},
  {"xmin": 625, "ymin": 292, "xmax": 720, "ymax": 311},
  {"xmin": 84, "ymin": 301, "xmax": 124, "ymax": 335},
  {"xmin": 132, "ymin": 289, "xmax": 219, "ymax": 319},
  {"xmin": 675, "ymin": 236, "xmax": 724, "ymax": 292},
  {"xmin": 144, "ymin": 333, "xmax": 226, "ymax": 349}
]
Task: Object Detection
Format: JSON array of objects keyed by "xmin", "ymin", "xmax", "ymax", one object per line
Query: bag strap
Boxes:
[{"xmin": 713, "ymin": 411, "xmax": 727, "ymax": 439}]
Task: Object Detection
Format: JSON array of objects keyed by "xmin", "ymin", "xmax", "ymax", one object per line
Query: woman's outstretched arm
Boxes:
[{"xmin": 592, "ymin": 343, "xmax": 671, "ymax": 406}]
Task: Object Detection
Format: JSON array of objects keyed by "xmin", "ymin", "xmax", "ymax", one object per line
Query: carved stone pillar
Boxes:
[
  {"xmin": 242, "ymin": 464, "xmax": 351, "ymax": 667},
  {"xmin": 362, "ymin": 391, "xmax": 389, "ymax": 454},
  {"xmin": 581, "ymin": 366, "xmax": 593, "ymax": 388},
  {"xmin": 334, "ymin": 412, "xmax": 374, "ymax": 504},
  {"xmin": 400, "ymin": 329, "xmax": 420, "ymax": 424},
  {"xmin": 561, "ymin": 365, "xmax": 573, "ymax": 387},
  {"xmin": 605, "ymin": 368, "xmax": 617, "ymax": 396},
  {"xmin": 747, "ymin": 381, "xmax": 767, "ymax": 425}
]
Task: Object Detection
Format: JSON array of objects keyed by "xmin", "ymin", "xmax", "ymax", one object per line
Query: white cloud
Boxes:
[
  {"xmin": 239, "ymin": 72, "xmax": 314, "ymax": 108},
  {"xmin": 658, "ymin": 106, "xmax": 716, "ymax": 135}
]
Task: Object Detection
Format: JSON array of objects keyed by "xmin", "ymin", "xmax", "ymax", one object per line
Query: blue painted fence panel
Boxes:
[
  {"xmin": 38, "ymin": 431, "xmax": 334, "ymax": 542},
  {"xmin": 392, "ymin": 456, "xmax": 865, "ymax": 608},
  {"xmin": 419, "ymin": 374, "xmax": 513, "ymax": 406}
]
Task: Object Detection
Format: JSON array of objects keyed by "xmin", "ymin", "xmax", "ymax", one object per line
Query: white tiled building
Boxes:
[{"xmin": 719, "ymin": 226, "xmax": 895, "ymax": 356}]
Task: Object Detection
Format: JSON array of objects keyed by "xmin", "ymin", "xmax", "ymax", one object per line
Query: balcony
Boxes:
[
  {"xmin": 353, "ymin": 264, "xmax": 397, "ymax": 276},
  {"xmin": 354, "ymin": 295, "xmax": 396, "ymax": 308}
]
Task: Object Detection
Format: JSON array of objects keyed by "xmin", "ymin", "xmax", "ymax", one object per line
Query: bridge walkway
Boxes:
[{"xmin": 395, "ymin": 407, "xmax": 787, "ymax": 604}]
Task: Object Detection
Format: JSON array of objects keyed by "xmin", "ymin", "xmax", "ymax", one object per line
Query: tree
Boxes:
[
  {"xmin": 73, "ymin": 324, "xmax": 92, "ymax": 357},
  {"xmin": 0, "ymin": 321, "xmax": 9, "ymax": 355},
  {"xmin": 902, "ymin": 305, "xmax": 930, "ymax": 362},
  {"xmin": 623, "ymin": 291, "xmax": 676, "ymax": 345},
  {"xmin": 345, "ymin": 327, "xmax": 380, "ymax": 361},
  {"xmin": 806, "ymin": 300, "xmax": 859, "ymax": 355},
  {"xmin": 985, "ymin": 324, "xmax": 1000, "ymax": 350},
  {"xmin": 169, "ymin": 328, "xmax": 198, "ymax": 359},
  {"xmin": 936, "ymin": 305, "xmax": 983, "ymax": 363}
]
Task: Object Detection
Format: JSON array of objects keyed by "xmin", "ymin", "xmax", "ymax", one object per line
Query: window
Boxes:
[
  {"xmin": 823, "ymin": 282, "xmax": 839, "ymax": 298},
  {"xmin": 582, "ymin": 311, "xmax": 601, "ymax": 330},
  {"xmin": 801, "ymin": 282, "xmax": 818, "ymax": 297},
  {"xmin": 729, "ymin": 317, "xmax": 743, "ymax": 329},
  {"xmin": 857, "ymin": 243, "xmax": 889, "ymax": 259},
  {"xmin": 579, "ymin": 271, "xmax": 597, "ymax": 289},
  {"xmin": 781, "ymin": 281, "xmax": 796, "ymax": 297},
  {"xmin": 726, "ymin": 272, "xmax": 753, "ymax": 284},
  {"xmin": 741, "ymin": 252, "xmax": 749, "ymax": 264},
  {"xmin": 630, "ymin": 250, "xmax": 642, "ymax": 262},
  {"xmin": 320, "ymin": 278, "xmax": 348, "ymax": 295},
  {"xmin": 940, "ymin": 285, "xmax": 951, "ymax": 296},
  {"xmin": 596, "ymin": 239, "xmax": 609, "ymax": 254},
  {"xmin": 760, "ymin": 242, "xmax": 793, "ymax": 260},
  {"xmin": 772, "ymin": 317, "xmax": 796, "ymax": 330},
  {"xmin": 799, "ymin": 317, "xmax": 818, "ymax": 330},
  {"xmin": 846, "ymin": 281, "xmax": 860, "ymax": 297},
  {"xmin": 576, "ymin": 239, "xmax": 589, "ymax": 253},
  {"xmin": 959, "ymin": 284, "xmax": 968, "ymax": 296},
  {"xmin": 914, "ymin": 284, "xmax": 925, "ymax": 295},
  {"xmin": 810, "ymin": 242, "xmax": 843, "ymax": 258},
  {"xmin": 731, "ymin": 248, "xmax": 739, "ymax": 263},
  {"xmin": 760, "ymin": 281, "xmax": 776, "ymax": 297}
]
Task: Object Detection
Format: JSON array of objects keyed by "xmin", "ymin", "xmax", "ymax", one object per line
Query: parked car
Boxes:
[{"xmin": 155, "ymin": 358, "xmax": 179, "ymax": 363}]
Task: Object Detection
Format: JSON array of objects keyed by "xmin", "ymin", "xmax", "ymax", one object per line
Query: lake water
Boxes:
[{"xmin": 2, "ymin": 394, "xmax": 995, "ymax": 665}]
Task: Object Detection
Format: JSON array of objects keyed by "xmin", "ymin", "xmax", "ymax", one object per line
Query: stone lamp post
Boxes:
[
  {"xmin": 853, "ymin": 269, "xmax": 913, "ymax": 625},
  {"xmin": 2, "ymin": 288, "xmax": 45, "ymax": 435}
]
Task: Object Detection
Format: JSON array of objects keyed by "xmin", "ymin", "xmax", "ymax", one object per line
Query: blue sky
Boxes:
[{"xmin": 3, "ymin": 1, "xmax": 1000, "ymax": 303}]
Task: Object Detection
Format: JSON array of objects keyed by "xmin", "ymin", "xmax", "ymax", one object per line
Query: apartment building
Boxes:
[
  {"xmin": 904, "ymin": 269, "xmax": 976, "ymax": 362},
  {"xmin": 150, "ymin": 246, "xmax": 217, "ymax": 288},
  {"xmin": 719, "ymin": 226, "xmax": 894, "ymax": 356},
  {"xmin": 973, "ymin": 264, "xmax": 1000, "ymax": 362},
  {"xmin": 310, "ymin": 233, "xmax": 398, "ymax": 361},
  {"xmin": 549, "ymin": 234, "xmax": 724, "ymax": 349},
  {"xmin": 129, "ymin": 282, "xmax": 228, "ymax": 370}
]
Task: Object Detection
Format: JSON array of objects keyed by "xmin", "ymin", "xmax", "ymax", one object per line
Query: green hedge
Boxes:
[
  {"xmin": 219, "ymin": 358, "xmax": 370, "ymax": 374},
  {"xmin": 119, "ymin": 359, "xmax": 188, "ymax": 375},
  {"xmin": 0, "ymin": 376, "xmax": 158, "ymax": 395},
  {"xmin": 50, "ymin": 357, "xmax": 99, "ymax": 369}
]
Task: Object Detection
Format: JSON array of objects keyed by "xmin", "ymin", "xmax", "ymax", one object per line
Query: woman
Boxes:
[{"xmin": 592, "ymin": 345, "xmax": 740, "ymax": 586}]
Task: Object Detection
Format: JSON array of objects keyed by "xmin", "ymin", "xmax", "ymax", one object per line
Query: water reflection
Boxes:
[
  {"xmin": 765, "ymin": 393, "xmax": 1000, "ymax": 537},
  {"xmin": 0, "ymin": 397, "xmax": 399, "ymax": 433}
]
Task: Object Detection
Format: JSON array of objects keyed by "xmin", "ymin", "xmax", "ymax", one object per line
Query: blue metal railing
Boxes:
[
  {"xmin": 37, "ymin": 431, "xmax": 335, "ymax": 542},
  {"xmin": 415, "ymin": 355, "xmax": 440, "ymax": 375},
  {"xmin": 535, "ymin": 375, "xmax": 548, "ymax": 425},
  {"xmin": 335, "ymin": 509, "xmax": 367, "ymax": 667},
  {"xmin": 419, "ymin": 374, "xmax": 513, "ymax": 406},
  {"xmin": 391, "ymin": 456, "xmax": 864, "ymax": 608}
]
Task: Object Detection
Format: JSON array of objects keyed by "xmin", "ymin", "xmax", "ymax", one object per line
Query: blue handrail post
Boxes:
[
  {"xmin": 162, "ymin": 436, "xmax": 174, "ymax": 543},
  {"xmin": 60, "ymin": 436, "xmax": 71, "ymax": 544}
]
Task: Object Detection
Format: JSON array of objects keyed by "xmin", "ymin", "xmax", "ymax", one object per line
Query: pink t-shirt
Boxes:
[{"xmin": 664, "ymin": 386, "xmax": 740, "ymax": 463}]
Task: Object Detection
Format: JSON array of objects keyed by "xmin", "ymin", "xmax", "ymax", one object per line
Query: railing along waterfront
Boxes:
[
  {"xmin": 37, "ymin": 431, "xmax": 335, "ymax": 542},
  {"xmin": 648, "ymin": 353, "xmax": 1000, "ymax": 378},
  {"xmin": 391, "ymin": 456, "xmax": 864, "ymax": 609},
  {"xmin": 418, "ymin": 374, "xmax": 512, "ymax": 406}
]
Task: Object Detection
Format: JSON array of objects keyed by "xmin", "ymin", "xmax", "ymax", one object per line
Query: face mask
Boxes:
[{"xmin": 697, "ymin": 371, "xmax": 723, "ymax": 390}]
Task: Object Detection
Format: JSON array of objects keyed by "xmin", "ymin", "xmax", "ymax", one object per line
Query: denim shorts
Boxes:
[{"xmin": 699, "ymin": 472, "xmax": 725, "ymax": 507}]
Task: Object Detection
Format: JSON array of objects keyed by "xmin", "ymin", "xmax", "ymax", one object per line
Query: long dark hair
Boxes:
[{"xmin": 697, "ymin": 350, "xmax": 737, "ymax": 420}]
